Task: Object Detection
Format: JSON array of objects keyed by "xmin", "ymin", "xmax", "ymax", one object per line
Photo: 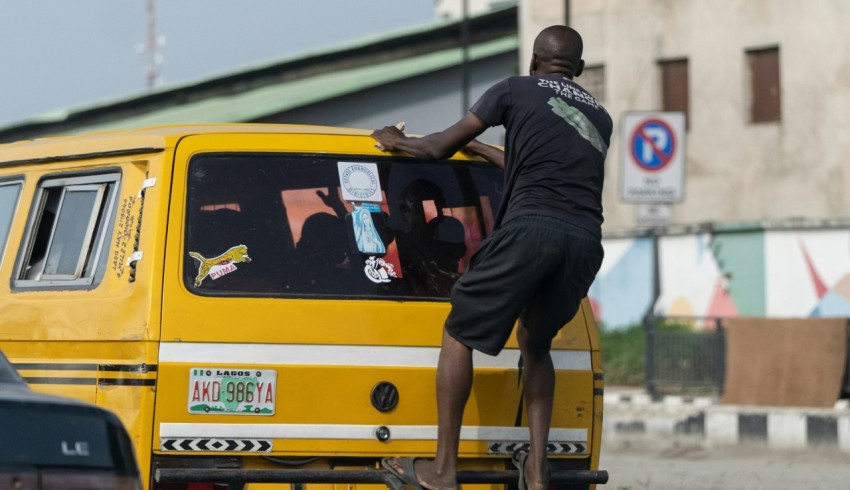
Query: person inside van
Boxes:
[
  {"xmin": 373, "ymin": 25, "xmax": 611, "ymax": 490},
  {"xmin": 294, "ymin": 211, "xmax": 349, "ymax": 293},
  {"xmin": 391, "ymin": 179, "xmax": 461, "ymax": 296}
]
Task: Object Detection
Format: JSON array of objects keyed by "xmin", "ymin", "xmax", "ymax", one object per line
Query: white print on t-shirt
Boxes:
[
  {"xmin": 537, "ymin": 78, "xmax": 602, "ymax": 110},
  {"xmin": 547, "ymin": 97, "xmax": 608, "ymax": 156}
]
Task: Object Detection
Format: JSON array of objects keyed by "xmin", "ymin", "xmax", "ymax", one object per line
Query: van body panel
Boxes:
[{"xmin": 0, "ymin": 149, "xmax": 165, "ymax": 487}]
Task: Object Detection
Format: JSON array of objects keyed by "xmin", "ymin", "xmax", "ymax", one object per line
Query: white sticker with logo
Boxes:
[
  {"xmin": 209, "ymin": 262, "xmax": 238, "ymax": 280},
  {"xmin": 364, "ymin": 256, "xmax": 397, "ymax": 283},
  {"xmin": 338, "ymin": 162, "xmax": 382, "ymax": 202},
  {"xmin": 188, "ymin": 368, "xmax": 276, "ymax": 415}
]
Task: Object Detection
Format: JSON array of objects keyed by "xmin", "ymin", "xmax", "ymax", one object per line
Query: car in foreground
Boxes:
[{"xmin": 0, "ymin": 350, "xmax": 142, "ymax": 490}]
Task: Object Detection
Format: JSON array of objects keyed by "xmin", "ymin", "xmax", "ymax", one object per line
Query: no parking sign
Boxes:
[{"xmin": 620, "ymin": 112, "xmax": 685, "ymax": 202}]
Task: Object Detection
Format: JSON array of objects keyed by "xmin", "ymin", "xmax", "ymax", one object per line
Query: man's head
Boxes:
[{"xmin": 529, "ymin": 25, "xmax": 584, "ymax": 79}]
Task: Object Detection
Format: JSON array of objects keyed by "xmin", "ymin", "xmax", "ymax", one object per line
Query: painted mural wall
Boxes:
[{"xmin": 589, "ymin": 226, "xmax": 850, "ymax": 330}]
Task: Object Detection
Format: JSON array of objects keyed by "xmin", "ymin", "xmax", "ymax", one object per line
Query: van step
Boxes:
[{"xmin": 155, "ymin": 468, "xmax": 610, "ymax": 487}]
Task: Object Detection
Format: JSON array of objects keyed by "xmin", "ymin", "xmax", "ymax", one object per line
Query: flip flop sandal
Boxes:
[
  {"xmin": 512, "ymin": 450, "xmax": 529, "ymax": 490},
  {"xmin": 382, "ymin": 457, "xmax": 426, "ymax": 490}
]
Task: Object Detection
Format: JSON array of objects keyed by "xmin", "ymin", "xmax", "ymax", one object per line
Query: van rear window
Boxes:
[{"xmin": 184, "ymin": 154, "xmax": 503, "ymax": 299}]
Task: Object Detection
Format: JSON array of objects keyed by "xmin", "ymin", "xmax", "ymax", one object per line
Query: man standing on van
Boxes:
[{"xmin": 372, "ymin": 25, "xmax": 611, "ymax": 490}]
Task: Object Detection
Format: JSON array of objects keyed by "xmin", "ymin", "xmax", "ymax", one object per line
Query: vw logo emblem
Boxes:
[{"xmin": 370, "ymin": 381, "xmax": 399, "ymax": 412}]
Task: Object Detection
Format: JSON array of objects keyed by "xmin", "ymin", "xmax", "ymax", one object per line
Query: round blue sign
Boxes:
[{"xmin": 630, "ymin": 119, "xmax": 676, "ymax": 171}]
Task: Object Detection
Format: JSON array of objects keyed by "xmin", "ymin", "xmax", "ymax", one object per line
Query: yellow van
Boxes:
[{"xmin": 0, "ymin": 124, "xmax": 606, "ymax": 489}]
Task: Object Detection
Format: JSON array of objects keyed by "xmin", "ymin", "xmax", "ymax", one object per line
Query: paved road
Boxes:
[{"xmin": 599, "ymin": 443, "xmax": 850, "ymax": 489}]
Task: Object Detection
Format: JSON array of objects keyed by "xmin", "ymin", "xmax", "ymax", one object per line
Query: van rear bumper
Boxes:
[{"xmin": 155, "ymin": 467, "xmax": 609, "ymax": 488}]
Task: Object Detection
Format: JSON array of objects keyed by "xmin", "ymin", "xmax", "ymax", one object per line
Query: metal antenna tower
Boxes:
[{"xmin": 141, "ymin": 0, "xmax": 165, "ymax": 89}]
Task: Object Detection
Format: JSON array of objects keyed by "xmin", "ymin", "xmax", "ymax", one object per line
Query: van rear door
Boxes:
[{"xmin": 154, "ymin": 132, "xmax": 600, "ymax": 485}]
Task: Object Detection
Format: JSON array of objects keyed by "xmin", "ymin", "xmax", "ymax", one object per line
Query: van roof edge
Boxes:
[{"xmin": 0, "ymin": 147, "xmax": 165, "ymax": 167}]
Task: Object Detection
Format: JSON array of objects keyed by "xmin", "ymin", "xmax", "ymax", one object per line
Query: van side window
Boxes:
[
  {"xmin": 13, "ymin": 173, "xmax": 119, "ymax": 289},
  {"xmin": 185, "ymin": 154, "xmax": 503, "ymax": 300},
  {"xmin": 0, "ymin": 180, "xmax": 23, "ymax": 266}
]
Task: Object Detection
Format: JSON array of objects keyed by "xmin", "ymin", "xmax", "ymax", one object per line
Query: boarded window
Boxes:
[
  {"xmin": 747, "ymin": 47, "xmax": 781, "ymax": 123},
  {"xmin": 580, "ymin": 64, "xmax": 605, "ymax": 103},
  {"xmin": 659, "ymin": 59, "xmax": 689, "ymax": 126}
]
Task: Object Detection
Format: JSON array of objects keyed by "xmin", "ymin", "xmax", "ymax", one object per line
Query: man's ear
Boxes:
[
  {"xmin": 529, "ymin": 54, "xmax": 538, "ymax": 75},
  {"xmin": 574, "ymin": 59, "xmax": 585, "ymax": 78}
]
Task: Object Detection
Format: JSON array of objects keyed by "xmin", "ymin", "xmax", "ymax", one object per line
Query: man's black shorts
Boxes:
[{"xmin": 444, "ymin": 215, "xmax": 603, "ymax": 356}]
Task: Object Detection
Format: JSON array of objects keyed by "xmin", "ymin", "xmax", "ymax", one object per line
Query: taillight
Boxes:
[
  {"xmin": 0, "ymin": 470, "xmax": 37, "ymax": 489},
  {"xmin": 40, "ymin": 470, "xmax": 142, "ymax": 490}
]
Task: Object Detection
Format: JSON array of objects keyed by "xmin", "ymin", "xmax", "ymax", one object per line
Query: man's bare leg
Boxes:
[
  {"xmin": 517, "ymin": 325, "xmax": 553, "ymax": 490},
  {"xmin": 386, "ymin": 329, "xmax": 472, "ymax": 490}
]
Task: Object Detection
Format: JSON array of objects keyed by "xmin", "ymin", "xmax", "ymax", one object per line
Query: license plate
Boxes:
[{"xmin": 188, "ymin": 368, "xmax": 276, "ymax": 415}]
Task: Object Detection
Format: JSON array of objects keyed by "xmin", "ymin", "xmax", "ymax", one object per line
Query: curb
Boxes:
[{"xmin": 602, "ymin": 390, "xmax": 850, "ymax": 451}]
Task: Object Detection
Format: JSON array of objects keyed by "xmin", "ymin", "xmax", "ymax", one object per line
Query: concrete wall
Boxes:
[
  {"xmin": 590, "ymin": 222, "xmax": 850, "ymax": 329},
  {"xmin": 521, "ymin": 0, "xmax": 850, "ymax": 231}
]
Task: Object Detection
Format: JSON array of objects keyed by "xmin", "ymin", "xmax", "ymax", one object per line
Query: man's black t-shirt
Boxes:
[{"xmin": 470, "ymin": 74, "xmax": 612, "ymax": 239}]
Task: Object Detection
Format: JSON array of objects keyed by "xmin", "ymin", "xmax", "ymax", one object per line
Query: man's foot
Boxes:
[
  {"xmin": 513, "ymin": 451, "xmax": 550, "ymax": 490},
  {"xmin": 523, "ymin": 453, "xmax": 550, "ymax": 490},
  {"xmin": 381, "ymin": 457, "xmax": 457, "ymax": 490}
]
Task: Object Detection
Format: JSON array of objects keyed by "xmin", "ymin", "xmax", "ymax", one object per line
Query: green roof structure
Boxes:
[
  {"xmin": 0, "ymin": 7, "xmax": 517, "ymax": 142},
  {"xmin": 57, "ymin": 36, "xmax": 516, "ymax": 136}
]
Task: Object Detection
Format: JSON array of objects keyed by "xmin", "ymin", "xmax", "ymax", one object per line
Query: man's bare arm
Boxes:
[
  {"xmin": 462, "ymin": 139, "xmax": 505, "ymax": 169},
  {"xmin": 371, "ymin": 113, "xmax": 488, "ymax": 160}
]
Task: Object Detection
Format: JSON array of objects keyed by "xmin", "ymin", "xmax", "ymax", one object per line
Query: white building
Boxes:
[{"xmin": 523, "ymin": 0, "xmax": 850, "ymax": 231}]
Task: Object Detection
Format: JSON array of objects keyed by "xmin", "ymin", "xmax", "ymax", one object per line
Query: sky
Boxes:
[{"xmin": 0, "ymin": 1, "xmax": 437, "ymax": 126}]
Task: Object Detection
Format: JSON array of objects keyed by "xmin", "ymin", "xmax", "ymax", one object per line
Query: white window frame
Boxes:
[
  {"xmin": 0, "ymin": 179, "xmax": 24, "ymax": 267},
  {"xmin": 14, "ymin": 173, "xmax": 119, "ymax": 289}
]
